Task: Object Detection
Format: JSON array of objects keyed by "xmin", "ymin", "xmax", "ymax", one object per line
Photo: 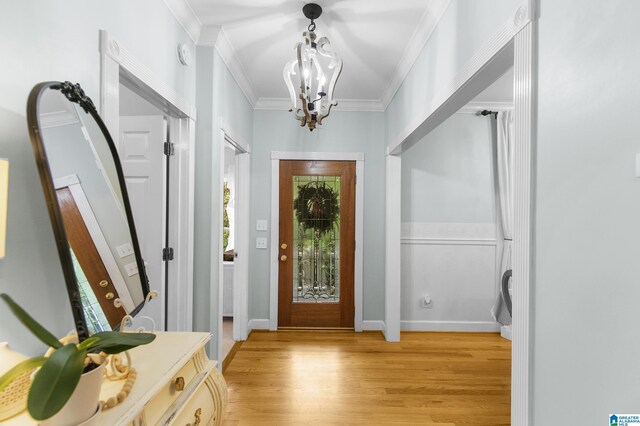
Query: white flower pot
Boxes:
[{"xmin": 40, "ymin": 363, "xmax": 104, "ymax": 426}]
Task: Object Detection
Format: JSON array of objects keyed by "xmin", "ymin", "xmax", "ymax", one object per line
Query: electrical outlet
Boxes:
[
  {"xmin": 256, "ymin": 237, "xmax": 268, "ymax": 249},
  {"xmin": 125, "ymin": 262, "xmax": 139, "ymax": 277},
  {"xmin": 422, "ymin": 294, "xmax": 433, "ymax": 308}
]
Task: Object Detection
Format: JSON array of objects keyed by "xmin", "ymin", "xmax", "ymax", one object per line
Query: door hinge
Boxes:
[
  {"xmin": 164, "ymin": 142, "xmax": 175, "ymax": 156},
  {"xmin": 162, "ymin": 247, "xmax": 174, "ymax": 261}
]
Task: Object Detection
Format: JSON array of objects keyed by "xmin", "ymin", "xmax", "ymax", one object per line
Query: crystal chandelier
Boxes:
[{"xmin": 283, "ymin": 3, "xmax": 342, "ymax": 131}]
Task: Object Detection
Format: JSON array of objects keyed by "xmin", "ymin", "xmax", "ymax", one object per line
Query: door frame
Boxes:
[
  {"xmin": 216, "ymin": 120, "xmax": 251, "ymax": 366},
  {"xmin": 99, "ymin": 30, "xmax": 196, "ymax": 332},
  {"xmin": 385, "ymin": 2, "xmax": 537, "ymax": 423},
  {"xmin": 269, "ymin": 152, "xmax": 365, "ymax": 331}
]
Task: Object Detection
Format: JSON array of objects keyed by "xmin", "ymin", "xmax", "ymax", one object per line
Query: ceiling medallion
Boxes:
[{"xmin": 283, "ymin": 3, "xmax": 343, "ymax": 131}]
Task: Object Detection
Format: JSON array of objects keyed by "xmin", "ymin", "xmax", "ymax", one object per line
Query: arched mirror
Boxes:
[{"xmin": 26, "ymin": 81, "xmax": 149, "ymax": 340}]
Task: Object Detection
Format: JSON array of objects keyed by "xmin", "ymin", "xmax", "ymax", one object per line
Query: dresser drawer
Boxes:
[
  {"xmin": 143, "ymin": 356, "xmax": 199, "ymax": 425},
  {"xmin": 171, "ymin": 377, "xmax": 216, "ymax": 426}
]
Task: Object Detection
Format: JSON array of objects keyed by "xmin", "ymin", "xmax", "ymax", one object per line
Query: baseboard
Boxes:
[
  {"xmin": 222, "ymin": 340, "xmax": 243, "ymax": 373},
  {"xmin": 401, "ymin": 320, "xmax": 500, "ymax": 332},
  {"xmin": 361, "ymin": 320, "xmax": 386, "ymax": 331},
  {"xmin": 248, "ymin": 319, "xmax": 270, "ymax": 330}
]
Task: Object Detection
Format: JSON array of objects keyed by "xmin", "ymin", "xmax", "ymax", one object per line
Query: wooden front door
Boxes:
[
  {"xmin": 278, "ymin": 160, "xmax": 355, "ymax": 328},
  {"xmin": 57, "ymin": 187, "xmax": 126, "ymax": 330}
]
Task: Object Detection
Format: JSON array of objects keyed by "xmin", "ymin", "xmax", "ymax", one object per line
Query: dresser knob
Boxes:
[
  {"xmin": 187, "ymin": 407, "xmax": 202, "ymax": 426},
  {"xmin": 175, "ymin": 376, "xmax": 185, "ymax": 391}
]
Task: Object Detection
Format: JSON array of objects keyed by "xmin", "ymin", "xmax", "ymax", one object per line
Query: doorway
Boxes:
[
  {"xmin": 217, "ymin": 126, "xmax": 251, "ymax": 366},
  {"xmin": 278, "ymin": 160, "xmax": 356, "ymax": 328},
  {"xmin": 100, "ymin": 30, "xmax": 196, "ymax": 333},
  {"xmin": 118, "ymin": 82, "xmax": 171, "ymax": 330}
]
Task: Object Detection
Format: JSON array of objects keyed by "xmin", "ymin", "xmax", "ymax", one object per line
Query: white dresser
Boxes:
[{"xmin": 5, "ymin": 332, "xmax": 227, "ymax": 425}]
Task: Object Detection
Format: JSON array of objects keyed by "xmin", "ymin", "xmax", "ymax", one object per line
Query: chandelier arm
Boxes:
[
  {"xmin": 295, "ymin": 42, "xmax": 312, "ymax": 125},
  {"xmin": 283, "ymin": 58, "xmax": 299, "ymax": 111}
]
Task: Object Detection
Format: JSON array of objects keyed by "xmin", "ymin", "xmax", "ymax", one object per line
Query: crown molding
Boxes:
[
  {"xmin": 162, "ymin": 0, "xmax": 202, "ymax": 44},
  {"xmin": 254, "ymin": 98, "xmax": 385, "ymax": 112},
  {"xmin": 456, "ymin": 101, "xmax": 514, "ymax": 114},
  {"xmin": 214, "ymin": 28, "xmax": 258, "ymax": 107},
  {"xmin": 380, "ymin": 0, "xmax": 452, "ymax": 110}
]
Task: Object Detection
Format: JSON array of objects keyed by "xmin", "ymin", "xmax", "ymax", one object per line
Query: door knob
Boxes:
[
  {"xmin": 281, "ymin": 243, "xmax": 288, "ymax": 250},
  {"xmin": 280, "ymin": 255, "xmax": 287, "ymax": 262}
]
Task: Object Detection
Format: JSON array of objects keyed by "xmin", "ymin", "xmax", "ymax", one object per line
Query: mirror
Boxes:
[{"xmin": 26, "ymin": 82, "xmax": 149, "ymax": 338}]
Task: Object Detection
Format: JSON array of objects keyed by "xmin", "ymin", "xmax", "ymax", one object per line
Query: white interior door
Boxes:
[{"xmin": 119, "ymin": 115, "xmax": 166, "ymax": 329}]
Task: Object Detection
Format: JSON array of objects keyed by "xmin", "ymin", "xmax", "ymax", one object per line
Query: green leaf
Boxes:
[
  {"xmin": 0, "ymin": 294, "xmax": 62, "ymax": 349},
  {"xmin": 28, "ymin": 344, "xmax": 85, "ymax": 420},
  {"xmin": 77, "ymin": 336, "xmax": 100, "ymax": 351},
  {"xmin": 88, "ymin": 331, "xmax": 155, "ymax": 354},
  {"xmin": 0, "ymin": 357, "xmax": 46, "ymax": 393}
]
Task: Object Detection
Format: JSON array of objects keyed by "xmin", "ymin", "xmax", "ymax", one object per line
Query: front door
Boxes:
[
  {"xmin": 278, "ymin": 160, "xmax": 355, "ymax": 328},
  {"xmin": 57, "ymin": 187, "xmax": 126, "ymax": 331}
]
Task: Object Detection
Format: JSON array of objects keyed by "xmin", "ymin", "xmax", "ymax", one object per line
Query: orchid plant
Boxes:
[{"xmin": 0, "ymin": 293, "xmax": 155, "ymax": 420}]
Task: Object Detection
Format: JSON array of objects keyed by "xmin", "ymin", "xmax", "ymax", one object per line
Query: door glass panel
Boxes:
[
  {"xmin": 71, "ymin": 249, "xmax": 111, "ymax": 333},
  {"xmin": 292, "ymin": 176, "xmax": 340, "ymax": 303}
]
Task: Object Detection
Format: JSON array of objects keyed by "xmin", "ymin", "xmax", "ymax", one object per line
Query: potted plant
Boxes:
[{"xmin": 0, "ymin": 294, "xmax": 155, "ymax": 423}]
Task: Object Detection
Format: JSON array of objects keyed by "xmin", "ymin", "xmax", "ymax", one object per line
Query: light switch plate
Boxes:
[
  {"xmin": 256, "ymin": 219, "xmax": 268, "ymax": 231},
  {"xmin": 124, "ymin": 262, "xmax": 139, "ymax": 277},
  {"xmin": 256, "ymin": 237, "xmax": 268, "ymax": 249},
  {"xmin": 116, "ymin": 243, "xmax": 134, "ymax": 258}
]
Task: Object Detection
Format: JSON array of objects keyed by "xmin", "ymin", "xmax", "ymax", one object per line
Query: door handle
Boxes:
[{"xmin": 280, "ymin": 255, "xmax": 287, "ymax": 262}]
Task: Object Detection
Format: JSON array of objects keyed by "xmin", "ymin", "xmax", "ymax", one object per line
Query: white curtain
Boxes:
[{"xmin": 491, "ymin": 110, "xmax": 514, "ymax": 326}]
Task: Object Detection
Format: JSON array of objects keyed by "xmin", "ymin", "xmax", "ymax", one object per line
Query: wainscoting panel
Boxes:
[{"xmin": 401, "ymin": 223, "xmax": 499, "ymax": 332}]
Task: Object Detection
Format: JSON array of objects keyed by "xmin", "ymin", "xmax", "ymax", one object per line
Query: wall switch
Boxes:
[
  {"xmin": 116, "ymin": 243, "xmax": 134, "ymax": 258},
  {"xmin": 124, "ymin": 262, "xmax": 139, "ymax": 277},
  {"xmin": 256, "ymin": 237, "xmax": 268, "ymax": 249},
  {"xmin": 256, "ymin": 219, "xmax": 268, "ymax": 231}
]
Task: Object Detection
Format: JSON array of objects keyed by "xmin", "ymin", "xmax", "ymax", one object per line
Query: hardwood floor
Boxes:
[{"xmin": 222, "ymin": 331, "xmax": 511, "ymax": 425}]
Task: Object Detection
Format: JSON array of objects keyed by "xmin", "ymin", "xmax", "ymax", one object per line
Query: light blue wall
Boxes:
[
  {"xmin": 385, "ymin": 0, "xmax": 521, "ymax": 145},
  {"xmin": 193, "ymin": 47, "xmax": 253, "ymax": 356},
  {"xmin": 533, "ymin": 0, "xmax": 640, "ymax": 422},
  {"xmin": 401, "ymin": 113, "xmax": 496, "ymax": 223},
  {"xmin": 0, "ymin": 0, "xmax": 195, "ymax": 355},
  {"xmin": 250, "ymin": 111, "xmax": 386, "ymax": 321}
]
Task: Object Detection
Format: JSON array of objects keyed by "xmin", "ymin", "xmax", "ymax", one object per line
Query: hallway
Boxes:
[{"xmin": 222, "ymin": 331, "xmax": 511, "ymax": 425}]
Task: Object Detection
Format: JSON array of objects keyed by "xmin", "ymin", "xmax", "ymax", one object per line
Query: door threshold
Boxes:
[{"xmin": 277, "ymin": 326, "xmax": 355, "ymax": 331}]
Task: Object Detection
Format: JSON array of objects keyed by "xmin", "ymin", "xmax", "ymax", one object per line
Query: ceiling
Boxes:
[{"xmin": 175, "ymin": 0, "xmax": 452, "ymax": 110}]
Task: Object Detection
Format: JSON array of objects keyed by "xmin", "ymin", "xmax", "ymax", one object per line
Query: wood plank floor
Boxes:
[{"xmin": 222, "ymin": 331, "xmax": 511, "ymax": 425}]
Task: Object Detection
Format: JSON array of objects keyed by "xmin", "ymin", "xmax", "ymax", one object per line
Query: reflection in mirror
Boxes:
[{"xmin": 34, "ymin": 84, "xmax": 148, "ymax": 333}]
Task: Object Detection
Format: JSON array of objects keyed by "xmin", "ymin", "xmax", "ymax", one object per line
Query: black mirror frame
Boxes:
[{"xmin": 26, "ymin": 81, "xmax": 150, "ymax": 341}]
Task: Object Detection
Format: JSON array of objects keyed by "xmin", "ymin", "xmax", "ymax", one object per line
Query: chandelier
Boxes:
[{"xmin": 283, "ymin": 3, "xmax": 342, "ymax": 131}]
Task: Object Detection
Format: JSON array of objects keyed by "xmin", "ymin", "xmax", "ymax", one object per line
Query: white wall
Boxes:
[
  {"xmin": 193, "ymin": 47, "xmax": 253, "ymax": 356},
  {"xmin": 250, "ymin": 111, "xmax": 386, "ymax": 323},
  {"xmin": 0, "ymin": 0, "xmax": 195, "ymax": 355},
  {"xmin": 385, "ymin": 0, "xmax": 521, "ymax": 144},
  {"xmin": 533, "ymin": 0, "xmax": 640, "ymax": 422},
  {"xmin": 400, "ymin": 113, "xmax": 498, "ymax": 330}
]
